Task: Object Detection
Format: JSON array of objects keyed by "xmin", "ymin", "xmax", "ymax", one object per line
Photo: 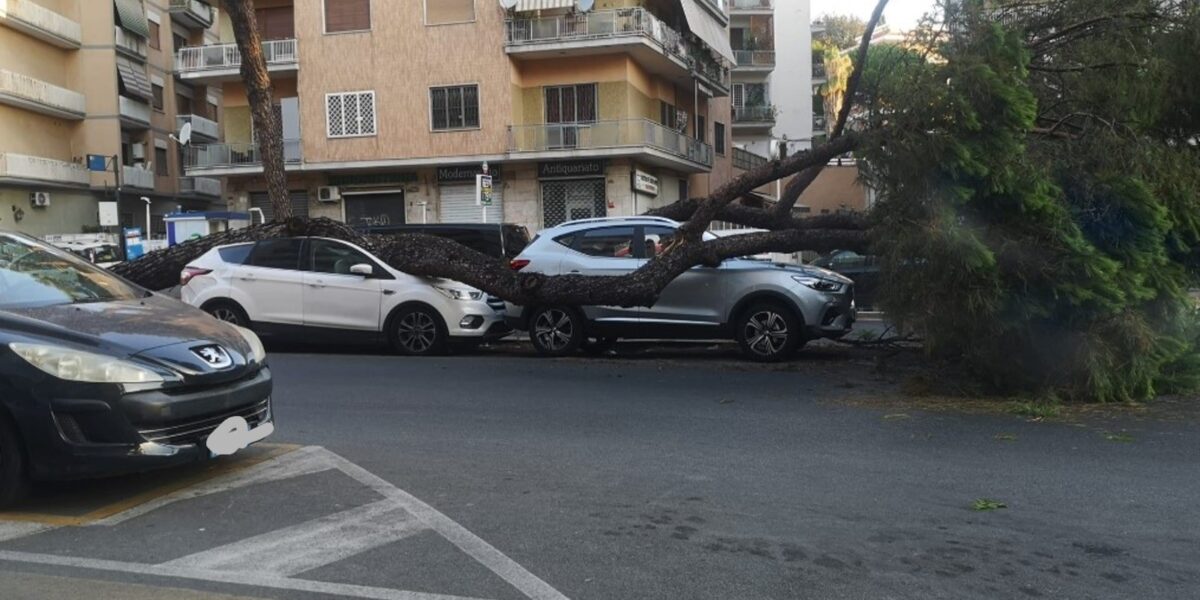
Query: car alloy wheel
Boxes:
[
  {"xmin": 529, "ymin": 306, "xmax": 584, "ymax": 356},
  {"xmin": 397, "ymin": 311, "xmax": 439, "ymax": 354},
  {"xmin": 210, "ymin": 306, "xmax": 241, "ymax": 324},
  {"xmin": 744, "ymin": 310, "xmax": 789, "ymax": 356}
]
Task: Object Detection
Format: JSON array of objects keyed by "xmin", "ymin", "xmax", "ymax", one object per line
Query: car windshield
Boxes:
[{"xmin": 0, "ymin": 233, "xmax": 142, "ymax": 309}]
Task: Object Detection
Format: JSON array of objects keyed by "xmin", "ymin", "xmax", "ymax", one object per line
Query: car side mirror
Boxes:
[{"xmin": 349, "ymin": 263, "xmax": 374, "ymax": 277}]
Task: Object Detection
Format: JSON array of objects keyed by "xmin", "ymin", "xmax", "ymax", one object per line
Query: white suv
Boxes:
[
  {"xmin": 180, "ymin": 237, "xmax": 508, "ymax": 355},
  {"xmin": 505, "ymin": 217, "xmax": 856, "ymax": 361}
]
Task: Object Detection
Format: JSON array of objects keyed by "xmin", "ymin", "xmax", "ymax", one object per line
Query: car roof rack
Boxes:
[{"xmin": 557, "ymin": 216, "xmax": 679, "ymax": 227}]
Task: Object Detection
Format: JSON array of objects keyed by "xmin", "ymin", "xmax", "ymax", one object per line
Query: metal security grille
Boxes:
[
  {"xmin": 326, "ymin": 91, "xmax": 376, "ymax": 138},
  {"xmin": 541, "ymin": 179, "xmax": 606, "ymax": 228},
  {"xmin": 250, "ymin": 192, "xmax": 309, "ymax": 222}
]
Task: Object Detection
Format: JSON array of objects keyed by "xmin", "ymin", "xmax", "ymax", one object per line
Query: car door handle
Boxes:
[
  {"xmin": 569, "ymin": 270, "xmax": 581, "ymax": 274},
  {"xmin": 307, "ymin": 282, "xmax": 326, "ymax": 288},
  {"xmin": 382, "ymin": 289, "xmax": 396, "ymax": 295}
]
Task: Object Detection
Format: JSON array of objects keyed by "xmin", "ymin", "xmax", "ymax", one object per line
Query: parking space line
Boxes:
[
  {"xmin": 0, "ymin": 444, "xmax": 303, "ymax": 528},
  {"xmin": 162, "ymin": 500, "xmax": 426, "ymax": 576},
  {"xmin": 0, "ymin": 549, "xmax": 495, "ymax": 600},
  {"xmin": 323, "ymin": 450, "xmax": 572, "ymax": 600}
]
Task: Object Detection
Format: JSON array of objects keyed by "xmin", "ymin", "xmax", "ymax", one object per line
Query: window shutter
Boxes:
[
  {"xmin": 426, "ymin": 0, "xmax": 475, "ymax": 25},
  {"xmin": 327, "ymin": 94, "xmax": 344, "ymax": 137},
  {"xmin": 359, "ymin": 92, "xmax": 376, "ymax": 135},
  {"xmin": 732, "ymin": 84, "xmax": 745, "ymax": 108},
  {"xmin": 325, "ymin": 0, "xmax": 371, "ymax": 33}
]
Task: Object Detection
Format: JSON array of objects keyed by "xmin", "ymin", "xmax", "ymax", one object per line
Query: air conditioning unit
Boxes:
[
  {"xmin": 30, "ymin": 192, "xmax": 50, "ymax": 208},
  {"xmin": 317, "ymin": 186, "xmax": 342, "ymax": 203},
  {"xmin": 132, "ymin": 143, "xmax": 146, "ymax": 160}
]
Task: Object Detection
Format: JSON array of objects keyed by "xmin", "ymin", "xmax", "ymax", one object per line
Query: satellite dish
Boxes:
[
  {"xmin": 499, "ymin": 0, "xmax": 517, "ymax": 9},
  {"xmin": 578, "ymin": 0, "xmax": 594, "ymax": 11},
  {"xmin": 177, "ymin": 122, "xmax": 193, "ymax": 146}
]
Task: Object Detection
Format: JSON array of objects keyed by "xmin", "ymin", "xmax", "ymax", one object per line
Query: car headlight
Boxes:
[
  {"xmin": 8, "ymin": 343, "xmax": 164, "ymax": 384},
  {"xmin": 434, "ymin": 286, "xmax": 484, "ymax": 301},
  {"xmin": 792, "ymin": 275, "xmax": 843, "ymax": 292},
  {"xmin": 233, "ymin": 325, "xmax": 266, "ymax": 364}
]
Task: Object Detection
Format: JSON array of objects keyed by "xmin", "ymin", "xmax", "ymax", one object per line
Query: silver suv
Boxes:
[{"xmin": 505, "ymin": 217, "xmax": 856, "ymax": 361}]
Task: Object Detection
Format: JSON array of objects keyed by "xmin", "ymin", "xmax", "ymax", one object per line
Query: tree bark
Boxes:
[{"xmin": 223, "ymin": 0, "xmax": 289, "ymax": 221}]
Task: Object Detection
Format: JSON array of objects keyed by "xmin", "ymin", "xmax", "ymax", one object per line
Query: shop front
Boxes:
[
  {"xmin": 437, "ymin": 165, "xmax": 502, "ymax": 224},
  {"xmin": 538, "ymin": 159, "xmax": 607, "ymax": 228}
]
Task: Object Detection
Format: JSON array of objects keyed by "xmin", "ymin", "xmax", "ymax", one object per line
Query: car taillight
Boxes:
[
  {"xmin": 510, "ymin": 259, "xmax": 530, "ymax": 271},
  {"xmin": 180, "ymin": 267, "xmax": 212, "ymax": 287}
]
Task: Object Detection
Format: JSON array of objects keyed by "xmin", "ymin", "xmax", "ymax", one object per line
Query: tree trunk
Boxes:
[{"xmin": 223, "ymin": 0, "xmax": 289, "ymax": 221}]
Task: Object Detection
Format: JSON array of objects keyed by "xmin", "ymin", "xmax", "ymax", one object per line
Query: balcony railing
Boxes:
[
  {"xmin": 118, "ymin": 95, "xmax": 151, "ymax": 126},
  {"xmin": 0, "ymin": 153, "xmax": 89, "ymax": 186},
  {"xmin": 168, "ymin": 0, "xmax": 214, "ymax": 30},
  {"xmin": 177, "ymin": 114, "xmax": 219, "ymax": 141},
  {"xmin": 734, "ymin": 105, "xmax": 776, "ymax": 123},
  {"xmin": 180, "ymin": 176, "xmax": 221, "ymax": 197},
  {"xmin": 508, "ymin": 119, "xmax": 712, "ymax": 167},
  {"xmin": 176, "ymin": 39, "xmax": 298, "ymax": 75},
  {"xmin": 813, "ymin": 114, "xmax": 828, "ymax": 131},
  {"xmin": 114, "ymin": 26, "xmax": 147, "ymax": 58},
  {"xmin": 0, "ymin": 0, "xmax": 82, "ymax": 48},
  {"xmin": 731, "ymin": 0, "xmax": 773, "ymax": 10},
  {"xmin": 734, "ymin": 50, "xmax": 775, "ymax": 68},
  {"xmin": 732, "ymin": 147, "xmax": 768, "ymax": 171},
  {"xmin": 0, "ymin": 68, "xmax": 85, "ymax": 118},
  {"xmin": 691, "ymin": 50, "xmax": 730, "ymax": 90},
  {"xmin": 122, "ymin": 165, "xmax": 155, "ymax": 189},
  {"xmin": 506, "ymin": 8, "xmax": 690, "ymax": 64},
  {"xmin": 185, "ymin": 140, "xmax": 302, "ymax": 170}
]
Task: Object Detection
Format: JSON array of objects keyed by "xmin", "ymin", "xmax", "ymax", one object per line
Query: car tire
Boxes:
[
  {"xmin": 581, "ymin": 337, "xmax": 618, "ymax": 355},
  {"xmin": 528, "ymin": 306, "xmax": 585, "ymax": 357},
  {"xmin": 735, "ymin": 301, "xmax": 803, "ymax": 362},
  {"xmin": 205, "ymin": 301, "xmax": 250, "ymax": 328},
  {"xmin": 389, "ymin": 306, "xmax": 448, "ymax": 356},
  {"xmin": 0, "ymin": 411, "xmax": 29, "ymax": 509}
]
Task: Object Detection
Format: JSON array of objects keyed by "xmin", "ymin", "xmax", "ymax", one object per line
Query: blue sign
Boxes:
[
  {"xmin": 87, "ymin": 154, "xmax": 108, "ymax": 172},
  {"xmin": 123, "ymin": 227, "xmax": 144, "ymax": 260}
]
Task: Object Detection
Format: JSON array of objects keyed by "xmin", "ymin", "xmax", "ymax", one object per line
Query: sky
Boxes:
[{"xmin": 809, "ymin": 0, "xmax": 934, "ymax": 30}]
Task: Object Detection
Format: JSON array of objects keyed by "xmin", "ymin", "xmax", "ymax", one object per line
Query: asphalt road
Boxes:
[{"xmin": 2, "ymin": 346, "xmax": 1198, "ymax": 599}]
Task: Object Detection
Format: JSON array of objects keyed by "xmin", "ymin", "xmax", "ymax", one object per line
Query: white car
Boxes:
[{"xmin": 180, "ymin": 236, "xmax": 509, "ymax": 355}]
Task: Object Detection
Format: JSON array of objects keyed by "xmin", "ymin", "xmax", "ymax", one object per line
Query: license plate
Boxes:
[{"xmin": 206, "ymin": 414, "xmax": 275, "ymax": 458}]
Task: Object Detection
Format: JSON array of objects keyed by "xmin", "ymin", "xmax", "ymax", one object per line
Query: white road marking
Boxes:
[
  {"xmin": 0, "ymin": 446, "xmax": 572, "ymax": 600},
  {"xmin": 0, "ymin": 549, "xmax": 493, "ymax": 600},
  {"xmin": 0, "ymin": 522, "xmax": 51, "ymax": 542},
  {"xmin": 324, "ymin": 450, "xmax": 572, "ymax": 600},
  {"xmin": 161, "ymin": 500, "xmax": 426, "ymax": 576},
  {"xmin": 93, "ymin": 445, "xmax": 333, "ymax": 527}
]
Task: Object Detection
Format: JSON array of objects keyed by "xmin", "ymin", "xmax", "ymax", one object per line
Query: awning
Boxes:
[
  {"xmin": 679, "ymin": 0, "xmax": 736, "ymax": 63},
  {"xmin": 116, "ymin": 58, "xmax": 153, "ymax": 101},
  {"xmin": 114, "ymin": 0, "xmax": 150, "ymax": 39},
  {"xmin": 514, "ymin": 0, "xmax": 574, "ymax": 11}
]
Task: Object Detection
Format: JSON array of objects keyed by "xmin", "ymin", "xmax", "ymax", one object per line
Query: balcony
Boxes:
[
  {"xmin": 733, "ymin": 105, "xmax": 776, "ymax": 130},
  {"xmin": 0, "ymin": 0, "xmax": 82, "ymax": 48},
  {"xmin": 812, "ymin": 61, "xmax": 828, "ymax": 83},
  {"xmin": 0, "ymin": 69, "xmax": 85, "ymax": 120},
  {"xmin": 732, "ymin": 147, "xmax": 768, "ymax": 171},
  {"xmin": 114, "ymin": 26, "xmax": 147, "ymax": 59},
  {"xmin": 508, "ymin": 119, "xmax": 712, "ymax": 172},
  {"xmin": 177, "ymin": 114, "xmax": 218, "ymax": 142},
  {"xmin": 176, "ymin": 39, "xmax": 298, "ymax": 83},
  {"xmin": 734, "ymin": 50, "xmax": 775, "ymax": 71},
  {"xmin": 180, "ymin": 175, "xmax": 221, "ymax": 198},
  {"xmin": 122, "ymin": 165, "xmax": 154, "ymax": 189},
  {"xmin": 730, "ymin": 0, "xmax": 773, "ymax": 14},
  {"xmin": 168, "ymin": 0, "xmax": 213, "ymax": 31},
  {"xmin": 185, "ymin": 140, "xmax": 302, "ymax": 176},
  {"xmin": 118, "ymin": 95, "xmax": 151, "ymax": 128},
  {"xmin": 0, "ymin": 153, "xmax": 89, "ymax": 187}
]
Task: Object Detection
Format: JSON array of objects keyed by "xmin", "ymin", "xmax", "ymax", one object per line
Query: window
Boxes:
[
  {"xmin": 148, "ymin": 20, "xmax": 160, "ymax": 49},
  {"xmin": 643, "ymin": 226, "xmax": 678, "ymax": 259},
  {"xmin": 679, "ymin": 178, "xmax": 689, "ymax": 202},
  {"xmin": 326, "ymin": 91, "xmax": 377, "ymax": 138},
  {"xmin": 430, "ymin": 85, "xmax": 480, "ymax": 131},
  {"xmin": 258, "ymin": 6, "xmax": 296, "ymax": 39},
  {"xmin": 576, "ymin": 227, "xmax": 638, "ymax": 259},
  {"xmin": 155, "ymin": 147, "xmax": 168, "ymax": 176},
  {"xmin": 218, "ymin": 244, "xmax": 254, "ymax": 265},
  {"xmin": 208, "ymin": 101, "xmax": 220, "ymax": 121},
  {"xmin": 176, "ymin": 93, "xmax": 192, "ymax": 115},
  {"xmin": 660, "ymin": 101, "xmax": 677, "ymax": 129},
  {"xmin": 323, "ymin": 0, "xmax": 369, "ymax": 34},
  {"xmin": 425, "ymin": 0, "xmax": 474, "ymax": 25},
  {"xmin": 730, "ymin": 27, "xmax": 747, "ymax": 50},
  {"xmin": 697, "ymin": 115, "xmax": 706, "ymax": 143},
  {"xmin": 152, "ymin": 84, "xmax": 164, "ymax": 111},
  {"xmin": 714, "ymin": 122, "xmax": 726, "ymax": 155},
  {"xmin": 172, "ymin": 33, "xmax": 187, "ymax": 52},
  {"xmin": 310, "ymin": 240, "xmax": 375, "ymax": 274},
  {"xmin": 249, "ymin": 239, "xmax": 305, "ymax": 270}
]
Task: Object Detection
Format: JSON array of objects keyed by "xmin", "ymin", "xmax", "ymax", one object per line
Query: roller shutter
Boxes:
[{"xmin": 439, "ymin": 183, "xmax": 503, "ymax": 224}]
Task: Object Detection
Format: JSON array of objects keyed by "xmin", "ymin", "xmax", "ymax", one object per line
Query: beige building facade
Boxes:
[
  {"xmin": 1, "ymin": 0, "xmax": 228, "ymax": 238},
  {"xmin": 182, "ymin": 0, "xmax": 737, "ymax": 236}
]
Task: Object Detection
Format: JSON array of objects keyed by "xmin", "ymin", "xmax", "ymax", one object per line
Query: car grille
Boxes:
[
  {"xmin": 486, "ymin": 296, "xmax": 505, "ymax": 312},
  {"xmin": 137, "ymin": 398, "xmax": 270, "ymax": 447}
]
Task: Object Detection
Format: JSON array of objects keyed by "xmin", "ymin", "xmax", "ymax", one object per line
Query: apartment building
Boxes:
[
  {"xmin": 181, "ymin": 0, "xmax": 736, "ymax": 235},
  {"xmin": 0, "ymin": 0, "xmax": 226, "ymax": 238}
]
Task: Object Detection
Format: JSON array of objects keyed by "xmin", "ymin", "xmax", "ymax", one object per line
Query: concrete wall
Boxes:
[
  {"xmin": 796, "ymin": 164, "xmax": 867, "ymax": 213},
  {"xmin": 771, "ymin": 0, "xmax": 813, "ymax": 150},
  {"xmin": 0, "ymin": 188, "xmax": 98, "ymax": 236}
]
